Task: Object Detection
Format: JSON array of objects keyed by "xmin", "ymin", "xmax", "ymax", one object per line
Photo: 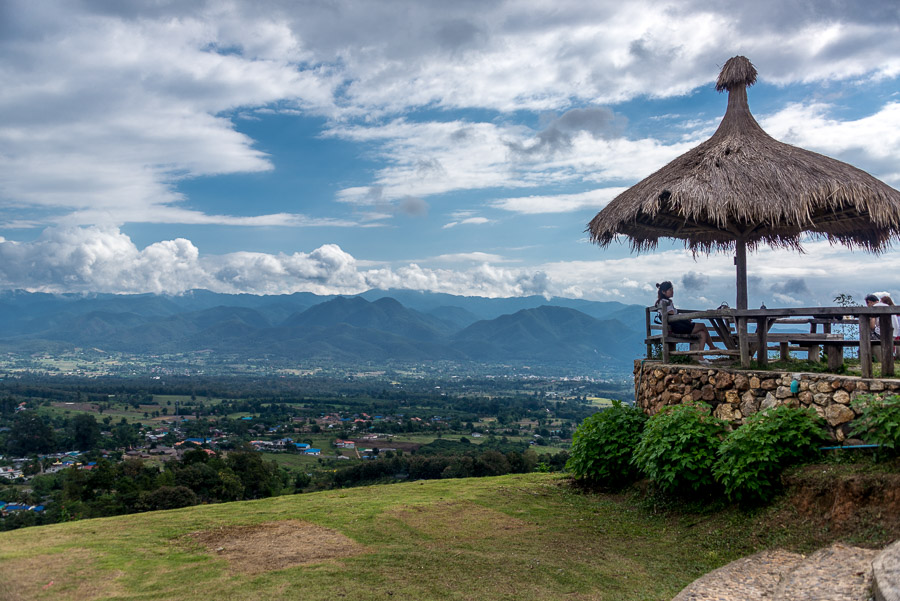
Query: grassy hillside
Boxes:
[{"xmin": 0, "ymin": 471, "xmax": 889, "ymax": 601}]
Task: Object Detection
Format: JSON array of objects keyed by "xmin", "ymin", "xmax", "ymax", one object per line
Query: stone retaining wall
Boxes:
[{"xmin": 634, "ymin": 360, "xmax": 900, "ymax": 440}]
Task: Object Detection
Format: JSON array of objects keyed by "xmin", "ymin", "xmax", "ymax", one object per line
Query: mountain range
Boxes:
[{"xmin": 0, "ymin": 290, "xmax": 647, "ymax": 369}]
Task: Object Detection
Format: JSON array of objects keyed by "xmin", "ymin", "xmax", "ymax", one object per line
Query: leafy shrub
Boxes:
[
  {"xmin": 851, "ymin": 394, "xmax": 900, "ymax": 457},
  {"xmin": 632, "ymin": 403, "xmax": 725, "ymax": 494},
  {"xmin": 713, "ymin": 406, "xmax": 827, "ymax": 502},
  {"xmin": 566, "ymin": 400, "xmax": 647, "ymax": 487}
]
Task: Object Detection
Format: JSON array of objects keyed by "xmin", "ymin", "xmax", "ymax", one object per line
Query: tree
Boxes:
[
  {"xmin": 7, "ymin": 413, "xmax": 56, "ymax": 456},
  {"xmin": 71, "ymin": 414, "xmax": 101, "ymax": 451}
]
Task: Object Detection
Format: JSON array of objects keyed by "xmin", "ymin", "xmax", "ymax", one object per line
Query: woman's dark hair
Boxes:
[{"xmin": 656, "ymin": 281, "xmax": 673, "ymax": 302}]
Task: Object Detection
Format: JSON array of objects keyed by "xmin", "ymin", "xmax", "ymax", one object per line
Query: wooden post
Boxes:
[
  {"xmin": 645, "ymin": 307, "xmax": 653, "ymax": 358},
  {"xmin": 735, "ymin": 237, "xmax": 748, "ymax": 310},
  {"xmin": 780, "ymin": 342, "xmax": 789, "ymax": 360},
  {"xmin": 880, "ymin": 314, "xmax": 894, "ymax": 376},
  {"xmin": 756, "ymin": 317, "xmax": 768, "ymax": 367},
  {"xmin": 661, "ymin": 309, "xmax": 670, "ymax": 364},
  {"xmin": 825, "ymin": 344, "xmax": 844, "ymax": 371},
  {"xmin": 859, "ymin": 314, "xmax": 872, "ymax": 378},
  {"xmin": 738, "ymin": 316, "xmax": 750, "ymax": 368}
]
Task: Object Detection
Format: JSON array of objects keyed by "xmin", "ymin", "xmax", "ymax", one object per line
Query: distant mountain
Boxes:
[
  {"xmin": 0, "ymin": 290, "xmax": 647, "ymax": 370},
  {"xmin": 451, "ymin": 306, "xmax": 644, "ymax": 366}
]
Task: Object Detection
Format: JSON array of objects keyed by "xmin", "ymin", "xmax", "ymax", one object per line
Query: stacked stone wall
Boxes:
[{"xmin": 634, "ymin": 360, "xmax": 900, "ymax": 441}]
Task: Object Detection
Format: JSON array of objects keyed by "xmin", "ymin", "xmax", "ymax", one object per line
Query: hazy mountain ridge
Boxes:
[{"xmin": 0, "ymin": 290, "xmax": 646, "ymax": 368}]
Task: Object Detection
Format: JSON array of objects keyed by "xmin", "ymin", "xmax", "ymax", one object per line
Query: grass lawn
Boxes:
[{"xmin": 0, "ymin": 471, "xmax": 873, "ymax": 601}]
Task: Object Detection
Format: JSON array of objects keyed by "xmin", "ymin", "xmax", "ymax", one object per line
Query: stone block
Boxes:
[
  {"xmin": 740, "ymin": 395, "xmax": 759, "ymax": 417},
  {"xmin": 715, "ymin": 372, "xmax": 734, "ymax": 389},
  {"xmin": 760, "ymin": 378, "xmax": 778, "ymax": 390},
  {"xmin": 691, "ymin": 389, "xmax": 703, "ymax": 401},
  {"xmin": 798, "ymin": 391, "xmax": 813, "ymax": 405},
  {"xmin": 734, "ymin": 374, "xmax": 749, "ymax": 391},
  {"xmin": 832, "ymin": 390, "xmax": 851, "ymax": 405},
  {"xmin": 725, "ymin": 390, "xmax": 740, "ymax": 404},
  {"xmin": 825, "ymin": 404, "xmax": 855, "ymax": 427},
  {"xmin": 714, "ymin": 403, "xmax": 741, "ymax": 421},
  {"xmin": 700, "ymin": 385, "xmax": 715, "ymax": 401},
  {"xmin": 816, "ymin": 381, "xmax": 833, "ymax": 394},
  {"xmin": 813, "ymin": 393, "xmax": 830, "ymax": 406},
  {"xmin": 761, "ymin": 392, "xmax": 778, "ymax": 410},
  {"xmin": 775, "ymin": 386, "xmax": 792, "ymax": 399},
  {"xmin": 750, "ymin": 376, "xmax": 761, "ymax": 389},
  {"xmin": 870, "ymin": 380, "xmax": 885, "ymax": 392}
]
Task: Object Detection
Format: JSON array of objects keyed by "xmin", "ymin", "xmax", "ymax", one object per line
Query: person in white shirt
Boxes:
[{"xmin": 865, "ymin": 293, "xmax": 896, "ymax": 340}]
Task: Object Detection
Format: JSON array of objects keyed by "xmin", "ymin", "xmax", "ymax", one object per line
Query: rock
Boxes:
[
  {"xmin": 701, "ymin": 385, "xmax": 715, "ymax": 401},
  {"xmin": 653, "ymin": 369, "xmax": 665, "ymax": 379},
  {"xmin": 833, "ymin": 390, "xmax": 851, "ymax": 405},
  {"xmin": 798, "ymin": 391, "xmax": 813, "ymax": 405},
  {"xmin": 715, "ymin": 372, "xmax": 734, "ymax": 389},
  {"xmin": 734, "ymin": 374, "xmax": 749, "ymax": 391},
  {"xmin": 817, "ymin": 381, "xmax": 833, "ymax": 394},
  {"xmin": 761, "ymin": 392, "xmax": 778, "ymax": 410},
  {"xmin": 857, "ymin": 381, "xmax": 868, "ymax": 391},
  {"xmin": 760, "ymin": 379, "xmax": 778, "ymax": 390},
  {"xmin": 843, "ymin": 381, "xmax": 856, "ymax": 392},
  {"xmin": 714, "ymin": 403, "xmax": 741, "ymax": 421},
  {"xmin": 870, "ymin": 380, "xmax": 885, "ymax": 392},
  {"xmin": 724, "ymin": 390, "xmax": 740, "ymax": 404},
  {"xmin": 740, "ymin": 395, "xmax": 759, "ymax": 417},
  {"xmin": 749, "ymin": 376, "xmax": 761, "ymax": 389},
  {"xmin": 691, "ymin": 389, "xmax": 703, "ymax": 401},
  {"xmin": 825, "ymin": 404, "xmax": 855, "ymax": 427},
  {"xmin": 813, "ymin": 393, "xmax": 830, "ymax": 406},
  {"xmin": 775, "ymin": 386, "xmax": 793, "ymax": 399},
  {"xmin": 681, "ymin": 374, "xmax": 693, "ymax": 384},
  {"xmin": 831, "ymin": 380, "xmax": 843, "ymax": 390}
]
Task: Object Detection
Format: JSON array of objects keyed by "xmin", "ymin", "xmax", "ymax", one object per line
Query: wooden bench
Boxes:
[
  {"xmin": 644, "ymin": 333, "xmax": 741, "ymax": 361},
  {"xmin": 787, "ymin": 338, "xmax": 894, "ymax": 375},
  {"xmin": 789, "ymin": 338, "xmax": 860, "ymax": 370}
]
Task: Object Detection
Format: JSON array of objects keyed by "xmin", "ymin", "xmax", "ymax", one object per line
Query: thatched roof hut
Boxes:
[{"xmin": 587, "ymin": 55, "xmax": 900, "ymax": 309}]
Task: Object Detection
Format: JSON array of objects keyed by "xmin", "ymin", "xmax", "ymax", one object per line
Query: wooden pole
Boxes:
[
  {"xmin": 756, "ymin": 317, "xmax": 768, "ymax": 367},
  {"xmin": 859, "ymin": 314, "xmax": 872, "ymax": 378},
  {"xmin": 735, "ymin": 237, "xmax": 748, "ymax": 310},
  {"xmin": 880, "ymin": 315, "xmax": 894, "ymax": 376},
  {"xmin": 738, "ymin": 316, "xmax": 750, "ymax": 368},
  {"xmin": 661, "ymin": 309, "xmax": 671, "ymax": 363}
]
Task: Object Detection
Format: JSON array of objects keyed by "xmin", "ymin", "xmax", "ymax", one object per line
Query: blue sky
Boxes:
[{"xmin": 1, "ymin": 0, "xmax": 900, "ymax": 308}]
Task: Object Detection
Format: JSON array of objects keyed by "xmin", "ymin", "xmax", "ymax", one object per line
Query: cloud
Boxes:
[
  {"xmin": 507, "ymin": 107, "xmax": 627, "ymax": 156},
  {"xmin": 492, "ymin": 188, "xmax": 625, "ymax": 214},
  {"xmin": 5, "ymin": 227, "xmax": 900, "ymax": 306},
  {"xmin": 681, "ymin": 271, "xmax": 708, "ymax": 290},
  {"xmin": 769, "ymin": 277, "xmax": 811, "ymax": 296},
  {"xmin": 443, "ymin": 217, "xmax": 491, "ymax": 229}
]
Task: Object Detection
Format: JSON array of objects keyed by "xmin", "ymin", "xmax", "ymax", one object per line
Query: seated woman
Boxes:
[{"xmin": 656, "ymin": 281, "xmax": 717, "ymax": 351}]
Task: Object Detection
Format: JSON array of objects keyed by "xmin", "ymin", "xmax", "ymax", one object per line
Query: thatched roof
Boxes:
[{"xmin": 587, "ymin": 56, "xmax": 900, "ymax": 255}]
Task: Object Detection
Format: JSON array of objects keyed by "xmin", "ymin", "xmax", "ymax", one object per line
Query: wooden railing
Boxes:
[{"xmin": 645, "ymin": 305, "xmax": 900, "ymax": 378}]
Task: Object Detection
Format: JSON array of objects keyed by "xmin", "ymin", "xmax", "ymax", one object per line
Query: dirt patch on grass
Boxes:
[
  {"xmin": 183, "ymin": 520, "xmax": 366, "ymax": 575},
  {"xmin": 775, "ymin": 464, "xmax": 900, "ymax": 546},
  {"xmin": 386, "ymin": 500, "xmax": 534, "ymax": 542},
  {"xmin": 0, "ymin": 548, "xmax": 123, "ymax": 601}
]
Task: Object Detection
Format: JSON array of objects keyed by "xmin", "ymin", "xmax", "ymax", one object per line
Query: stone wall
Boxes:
[{"xmin": 634, "ymin": 360, "xmax": 900, "ymax": 441}]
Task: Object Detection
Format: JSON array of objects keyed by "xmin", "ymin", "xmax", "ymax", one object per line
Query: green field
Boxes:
[{"xmin": 0, "ymin": 472, "xmax": 872, "ymax": 601}]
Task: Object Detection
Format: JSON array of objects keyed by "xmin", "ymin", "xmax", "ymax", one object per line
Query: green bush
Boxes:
[
  {"xmin": 566, "ymin": 401, "xmax": 647, "ymax": 487},
  {"xmin": 713, "ymin": 406, "xmax": 827, "ymax": 502},
  {"xmin": 851, "ymin": 394, "xmax": 900, "ymax": 457},
  {"xmin": 632, "ymin": 403, "xmax": 724, "ymax": 494}
]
